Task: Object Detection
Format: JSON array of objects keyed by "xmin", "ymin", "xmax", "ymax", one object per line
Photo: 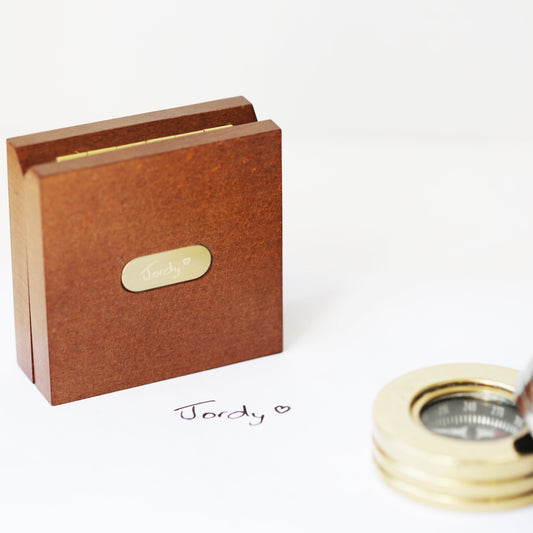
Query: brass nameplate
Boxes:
[{"xmin": 122, "ymin": 245, "xmax": 211, "ymax": 292}]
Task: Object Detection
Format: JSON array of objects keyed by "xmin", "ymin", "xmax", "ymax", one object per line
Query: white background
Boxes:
[{"xmin": 2, "ymin": 1, "xmax": 533, "ymax": 531}]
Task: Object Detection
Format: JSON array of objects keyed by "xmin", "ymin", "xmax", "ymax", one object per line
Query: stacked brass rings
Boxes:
[{"xmin": 373, "ymin": 364, "xmax": 533, "ymax": 510}]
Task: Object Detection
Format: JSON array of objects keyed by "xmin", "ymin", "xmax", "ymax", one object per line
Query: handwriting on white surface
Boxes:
[{"xmin": 173, "ymin": 400, "xmax": 291, "ymax": 426}]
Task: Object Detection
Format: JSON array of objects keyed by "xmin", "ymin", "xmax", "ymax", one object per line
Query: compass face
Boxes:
[{"xmin": 420, "ymin": 393, "xmax": 525, "ymax": 441}]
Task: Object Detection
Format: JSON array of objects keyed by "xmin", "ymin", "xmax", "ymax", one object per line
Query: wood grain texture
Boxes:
[
  {"xmin": 8, "ymin": 96, "xmax": 258, "ymax": 384},
  {"xmin": 8, "ymin": 98, "xmax": 282, "ymax": 404},
  {"xmin": 10, "ymin": 96, "xmax": 257, "ymax": 173},
  {"xmin": 7, "ymin": 142, "xmax": 33, "ymax": 380}
]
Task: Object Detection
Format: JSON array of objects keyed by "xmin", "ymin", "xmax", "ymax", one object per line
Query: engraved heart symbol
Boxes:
[
  {"xmin": 182, "ymin": 257, "xmax": 191, "ymax": 266},
  {"xmin": 274, "ymin": 405, "xmax": 291, "ymax": 414}
]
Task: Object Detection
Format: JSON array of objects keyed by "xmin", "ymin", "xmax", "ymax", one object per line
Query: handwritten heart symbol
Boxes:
[
  {"xmin": 274, "ymin": 405, "xmax": 291, "ymax": 414},
  {"xmin": 182, "ymin": 257, "xmax": 191, "ymax": 266}
]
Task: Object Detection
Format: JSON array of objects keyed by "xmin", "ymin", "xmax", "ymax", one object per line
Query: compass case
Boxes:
[{"xmin": 7, "ymin": 97, "xmax": 283, "ymax": 405}]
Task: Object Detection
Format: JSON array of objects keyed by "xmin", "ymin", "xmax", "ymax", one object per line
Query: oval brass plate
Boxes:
[{"xmin": 122, "ymin": 245, "xmax": 211, "ymax": 292}]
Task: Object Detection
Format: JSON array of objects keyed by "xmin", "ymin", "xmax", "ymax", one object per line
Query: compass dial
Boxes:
[{"xmin": 420, "ymin": 393, "xmax": 525, "ymax": 441}]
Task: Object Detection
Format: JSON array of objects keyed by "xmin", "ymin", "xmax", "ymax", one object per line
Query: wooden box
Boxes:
[{"xmin": 7, "ymin": 97, "xmax": 282, "ymax": 405}]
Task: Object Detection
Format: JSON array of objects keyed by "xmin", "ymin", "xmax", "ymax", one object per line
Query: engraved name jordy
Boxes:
[
  {"xmin": 122, "ymin": 244, "xmax": 211, "ymax": 292},
  {"xmin": 140, "ymin": 261, "xmax": 180, "ymax": 281}
]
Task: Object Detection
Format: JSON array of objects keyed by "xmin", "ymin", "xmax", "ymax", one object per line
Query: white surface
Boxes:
[
  {"xmin": 2, "ymin": 1, "xmax": 533, "ymax": 531},
  {"xmin": 3, "ymin": 269, "xmax": 533, "ymax": 531}
]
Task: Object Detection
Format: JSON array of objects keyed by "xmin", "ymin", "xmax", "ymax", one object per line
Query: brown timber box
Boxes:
[{"xmin": 7, "ymin": 97, "xmax": 283, "ymax": 405}]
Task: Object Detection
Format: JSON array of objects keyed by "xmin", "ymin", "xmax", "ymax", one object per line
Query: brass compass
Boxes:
[{"xmin": 373, "ymin": 363, "xmax": 533, "ymax": 510}]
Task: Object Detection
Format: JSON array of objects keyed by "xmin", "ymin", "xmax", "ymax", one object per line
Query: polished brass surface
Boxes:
[
  {"xmin": 121, "ymin": 245, "xmax": 211, "ymax": 293},
  {"xmin": 373, "ymin": 364, "xmax": 533, "ymax": 510},
  {"xmin": 56, "ymin": 125, "xmax": 233, "ymax": 162}
]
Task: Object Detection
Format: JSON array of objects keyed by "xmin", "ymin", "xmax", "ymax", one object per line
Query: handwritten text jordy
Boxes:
[{"xmin": 174, "ymin": 400, "xmax": 291, "ymax": 426}]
